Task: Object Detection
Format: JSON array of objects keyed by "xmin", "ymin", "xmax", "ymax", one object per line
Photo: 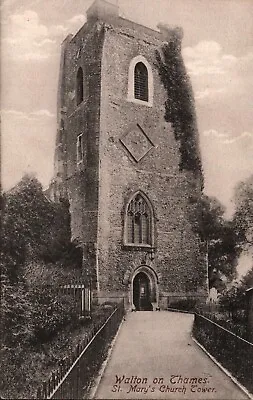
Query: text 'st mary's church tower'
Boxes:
[{"xmin": 51, "ymin": 0, "xmax": 208, "ymax": 309}]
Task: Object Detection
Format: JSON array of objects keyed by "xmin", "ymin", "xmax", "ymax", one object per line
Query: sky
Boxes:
[{"xmin": 1, "ymin": 0, "xmax": 253, "ymax": 220}]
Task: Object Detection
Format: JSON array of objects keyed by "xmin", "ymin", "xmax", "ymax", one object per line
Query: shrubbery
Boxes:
[
  {"xmin": 1, "ymin": 268, "xmax": 82, "ymax": 398},
  {"xmin": 219, "ymin": 285, "xmax": 246, "ymax": 316},
  {"xmin": 168, "ymin": 297, "xmax": 197, "ymax": 312},
  {"xmin": 0, "ymin": 175, "xmax": 83, "ymax": 398},
  {"xmin": 29, "ymin": 286, "xmax": 79, "ymax": 343},
  {"xmin": 1, "ymin": 278, "xmax": 80, "ymax": 347},
  {"xmin": 1, "ymin": 278, "xmax": 34, "ymax": 348}
]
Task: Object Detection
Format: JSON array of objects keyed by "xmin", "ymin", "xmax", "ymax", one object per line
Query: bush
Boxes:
[
  {"xmin": 219, "ymin": 285, "xmax": 247, "ymax": 315},
  {"xmin": 1, "ymin": 278, "xmax": 34, "ymax": 348},
  {"xmin": 101, "ymin": 301, "xmax": 117, "ymax": 309},
  {"xmin": 29, "ymin": 285, "xmax": 79, "ymax": 343},
  {"xmin": 193, "ymin": 314, "xmax": 253, "ymax": 393},
  {"xmin": 23, "ymin": 261, "xmax": 83, "ymax": 287},
  {"xmin": 1, "ymin": 282, "xmax": 80, "ymax": 397},
  {"xmin": 0, "ymin": 175, "xmax": 84, "ymax": 398},
  {"xmin": 168, "ymin": 297, "xmax": 197, "ymax": 311}
]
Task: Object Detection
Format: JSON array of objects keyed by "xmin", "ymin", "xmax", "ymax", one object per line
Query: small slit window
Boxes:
[
  {"xmin": 76, "ymin": 134, "xmax": 83, "ymax": 164},
  {"xmin": 126, "ymin": 192, "xmax": 153, "ymax": 246},
  {"xmin": 134, "ymin": 62, "xmax": 149, "ymax": 102},
  {"xmin": 76, "ymin": 67, "xmax": 84, "ymax": 105},
  {"xmin": 59, "ymin": 120, "xmax": 64, "ymax": 145}
]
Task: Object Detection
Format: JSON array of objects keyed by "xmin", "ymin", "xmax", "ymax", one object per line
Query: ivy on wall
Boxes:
[{"xmin": 156, "ymin": 39, "xmax": 203, "ymax": 177}]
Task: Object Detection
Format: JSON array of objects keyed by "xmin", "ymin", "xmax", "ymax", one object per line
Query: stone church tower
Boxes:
[{"xmin": 51, "ymin": 0, "xmax": 208, "ymax": 309}]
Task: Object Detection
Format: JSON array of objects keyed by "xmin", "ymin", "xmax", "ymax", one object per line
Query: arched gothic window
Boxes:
[
  {"xmin": 127, "ymin": 56, "xmax": 153, "ymax": 106},
  {"xmin": 125, "ymin": 192, "xmax": 154, "ymax": 246},
  {"xmin": 134, "ymin": 62, "xmax": 148, "ymax": 102},
  {"xmin": 76, "ymin": 67, "xmax": 84, "ymax": 105}
]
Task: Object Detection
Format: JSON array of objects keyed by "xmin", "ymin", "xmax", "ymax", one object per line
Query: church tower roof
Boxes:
[
  {"xmin": 65, "ymin": 0, "xmax": 183, "ymax": 46},
  {"xmin": 86, "ymin": 0, "xmax": 119, "ymax": 21}
]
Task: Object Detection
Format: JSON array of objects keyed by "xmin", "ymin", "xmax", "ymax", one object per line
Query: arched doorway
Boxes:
[{"xmin": 133, "ymin": 272, "xmax": 153, "ymax": 311}]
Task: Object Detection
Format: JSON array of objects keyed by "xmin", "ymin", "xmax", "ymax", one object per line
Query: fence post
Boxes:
[
  {"xmin": 36, "ymin": 302, "xmax": 125, "ymax": 400},
  {"xmin": 42, "ymin": 381, "xmax": 47, "ymax": 399},
  {"xmin": 59, "ymin": 360, "xmax": 63, "ymax": 380},
  {"xmin": 48, "ymin": 377, "xmax": 51, "ymax": 397},
  {"xmin": 36, "ymin": 387, "xmax": 42, "ymax": 399}
]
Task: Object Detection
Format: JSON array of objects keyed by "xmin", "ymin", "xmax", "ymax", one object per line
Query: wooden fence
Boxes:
[{"xmin": 59, "ymin": 284, "xmax": 91, "ymax": 317}]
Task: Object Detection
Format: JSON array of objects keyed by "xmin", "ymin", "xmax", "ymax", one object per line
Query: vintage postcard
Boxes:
[{"xmin": 1, "ymin": 0, "xmax": 253, "ymax": 399}]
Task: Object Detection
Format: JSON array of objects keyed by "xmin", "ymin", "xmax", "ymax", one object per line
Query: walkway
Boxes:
[{"xmin": 93, "ymin": 311, "xmax": 248, "ymax": 399}]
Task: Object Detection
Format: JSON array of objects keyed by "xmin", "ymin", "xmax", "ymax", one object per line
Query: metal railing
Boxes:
[
  {"xmin": 36, "ymin": 301, "xmax": 125, "ymax": 399},
  {"xmin": 193, "ymin": 313, "xmax": 253, "ymax": 394}
]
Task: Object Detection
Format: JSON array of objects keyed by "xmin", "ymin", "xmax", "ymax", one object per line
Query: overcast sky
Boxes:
[{"xmin": 1, "ymin": 0, "xmax": 253, "ymax": 218}]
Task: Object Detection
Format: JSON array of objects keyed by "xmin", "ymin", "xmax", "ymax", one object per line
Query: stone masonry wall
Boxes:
[
  {"xmin": 55, "ymin": 9, "xmax": 208, "ymax": 303},
  {"xmin": 97, "ymin": 23, "xmax": 207, "ymax": 301},
  {"xmin": 58, "ymin": 21, "xmax": 106, "ymax": 284}
]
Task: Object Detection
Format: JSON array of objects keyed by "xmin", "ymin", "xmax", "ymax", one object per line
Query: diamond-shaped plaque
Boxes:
[{"xmin": 120, "ymin": 124, "xmax": 155, "ymax": 162}]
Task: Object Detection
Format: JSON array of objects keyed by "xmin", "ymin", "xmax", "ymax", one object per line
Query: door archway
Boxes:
[
  {"xmin": 133, "ymin": 272, "xmax": 153, "ymax": 311},
  {"xmin": 131, "ymin": 266, "xmax": 159, "ymax": 311}
]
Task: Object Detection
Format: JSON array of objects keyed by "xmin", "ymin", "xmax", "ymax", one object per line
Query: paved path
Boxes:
[{"xmin": 93, "ymin": 311, "xmax": 248, "ymax": 399}]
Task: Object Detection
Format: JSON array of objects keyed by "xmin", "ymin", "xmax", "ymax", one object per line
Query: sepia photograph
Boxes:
[{"xmin": 1, "ymin": 0, "xmax": 253, "ymax": 399}]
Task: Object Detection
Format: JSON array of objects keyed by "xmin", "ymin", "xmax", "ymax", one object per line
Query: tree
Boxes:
[
  {"xmin": 218, "ymin": 175, "xmax": 253, "ymax": 312},
  {"xmin": 195, "ymin": 195, "xmax": 239, "ymax": 289},
  {"xmin": 219, "ymin": 283, "xmax": 247, "ymax": 327},
  {"xmin": 0, "ymin": 175, "xmax": 83, "ymax": 399},
  {"xmin": 233, "ymin": 174, "xmax": 253, "ymax": 249},
  {"xmin": 1, "ymin": 174, "xmax": 82, "ymax": 282},
  {"xmin": 240, "ymin": 265, "xmax": 253, "ymax": 290},
  {"xmin": 219, "ymin": 264, "xmax": 253, "ymax": 324},
  {"xmin": 2, "ymin": 175, "xmax": 55, "ymax": 276}
]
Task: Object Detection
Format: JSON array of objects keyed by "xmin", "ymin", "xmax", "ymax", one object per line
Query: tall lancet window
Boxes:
[
  {"xmin": 125, "ymin": 192, "xmax": 154, "ymax": 246},
  {"xmin": 134, "ymin": 62, "xmax": 149, "ymax": 102}
]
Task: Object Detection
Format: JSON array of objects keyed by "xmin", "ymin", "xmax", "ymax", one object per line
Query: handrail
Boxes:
[
  {"xmin": 49, "ymin": 306, "xmax": 120, "ymax": 399},
  {"xmin": 193, "ymin": 313, "xmax": 253, "ymax": 395},
  {"xmin": 36, "ymin": 301, "xmax": 125, "ymax": 399},
  {"xmin": 195, "ymin": 313, "xmax": 253, "ymax": 346}
]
